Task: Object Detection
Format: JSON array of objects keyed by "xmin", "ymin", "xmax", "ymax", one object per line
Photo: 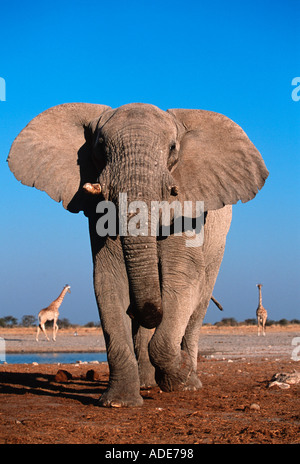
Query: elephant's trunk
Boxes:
[
  {"xmin": 114, "ymin": 150, "xmax": 164, "ymax": 329},
  {"xmin": 97, "ymin": 131, "xmax": 178, "ymax": 330},
  {"xmin": 115, "ymin": 166, "xmax": 178, "ymax": 329},
  {"xmin": 122, "ymin": 234, "xmax": 162, "ymax": 329}
]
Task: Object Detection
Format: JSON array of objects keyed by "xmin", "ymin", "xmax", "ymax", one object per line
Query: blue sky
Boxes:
[{"xmin": 0, "ymin": 0, "xmax": 299, "ymax": 325}]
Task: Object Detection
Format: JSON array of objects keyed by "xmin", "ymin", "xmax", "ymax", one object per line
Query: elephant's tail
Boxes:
[{"xmin": 211, "ymin": 296, "xmax": 223, "ymax": 311}]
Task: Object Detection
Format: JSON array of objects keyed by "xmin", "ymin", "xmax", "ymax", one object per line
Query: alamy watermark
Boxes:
[
  {"xmin": 291, "ymin": 77, "xmax": 300, "ymax": 102},
  {"xmin": 0, "ymin": 77, "xmax": 6, "ymax": 101},
  {"xmin": 95, "ymin": 193, "xmax": 204, "ymax": 247},
  {"xmin": 291, "ymin": 337, "xmax": 300, "ymax": 361},
  {"xmin": 0, "ymin": 337, "xmax": 5, "ymax": 363}
]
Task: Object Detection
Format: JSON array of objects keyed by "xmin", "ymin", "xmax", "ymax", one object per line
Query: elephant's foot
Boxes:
[
  {"xmin": 139, "ymin": 373, "xmax": 157, "ymax": 389},
  {"xmin": 138, "ymin": 363, "xmax": 157, "ymax": 389},
  {"xmin": 157, "ymin": 369, "xmax": 202, "ymax": 392},
  {"xmin": 154, "ymin": 351, "xmax": 202, "ymax": 392},
  {"xmin": 98, "ymin": 383, "xmax": 143, "ymax": 408}
]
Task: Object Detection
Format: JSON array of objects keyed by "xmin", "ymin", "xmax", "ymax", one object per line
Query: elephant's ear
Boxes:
[
  {"xmin": 167, "ymin": 109, "xmax": 269, "ymax": 211},
  {"xmin": 7, "ymin": 103, "xmax": 111, "ymax": 212}
]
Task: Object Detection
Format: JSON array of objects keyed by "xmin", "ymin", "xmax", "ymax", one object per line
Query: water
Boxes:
[{"xmin": 1, "ymin": 352, "xmax": 107, "ymax": 365}]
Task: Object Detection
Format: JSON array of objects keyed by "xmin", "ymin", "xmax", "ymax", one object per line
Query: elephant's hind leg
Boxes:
[{"xmin": 132, "ymin": 322, "xmax": 156, "ymax": 388}]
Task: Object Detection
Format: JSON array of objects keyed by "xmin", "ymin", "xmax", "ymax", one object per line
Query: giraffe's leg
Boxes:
[
  {"xmin": 257, "ymin": 318, "xmax": 261, "ymax": 336},
  {"xmin": 36, "ymin": 325, "xmax": 40, "ymax": 342},
  {"xmin": 40, "ymin": 323, "xmax": 49, "ymax": 341},
  {"xmin": 53, "ymin": 319, "xmax": 58, "ymax": 341}
]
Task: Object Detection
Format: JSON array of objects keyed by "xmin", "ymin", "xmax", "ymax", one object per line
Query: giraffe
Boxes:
[
  {"xmin": 256, "ymin": 283, "xmax": 267, "ymax": 336},
  {"xmin": 36, "ymin": 284, "xmax": 71, "ymax": 341}
]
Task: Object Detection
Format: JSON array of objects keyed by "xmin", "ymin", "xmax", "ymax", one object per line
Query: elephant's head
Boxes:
[{"xmin": 7, "ymin": 102, "xmax": 268, "ymax": 328}]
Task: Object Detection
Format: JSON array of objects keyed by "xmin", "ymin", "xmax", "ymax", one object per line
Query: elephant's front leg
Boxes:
[
  {"xmin": 147, "ymin": 237, "xmax": 204, "ymax": 392},
  {"xmin": 93, "ymin": 240, "xmax": 143, "ymax": 407},
  {"xmin": 148, "ymin": 283, "xmax": 202, "ymax": 392}
]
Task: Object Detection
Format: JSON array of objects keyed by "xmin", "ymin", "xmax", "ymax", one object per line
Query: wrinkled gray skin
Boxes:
[{"xmin": 8, "ymin": 103, "xmax": 268, "ymax": 407}]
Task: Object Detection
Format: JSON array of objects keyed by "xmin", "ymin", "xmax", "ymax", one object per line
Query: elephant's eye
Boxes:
[
  {"xmin": 169, "ymin": 142, "xmax": 176, "ymax": 152},
  {"xmin": 93, "ymin": 134, "xmax": 107, "ymax": 165},
  {"xmin": 168, "ymin": 142, "xmax": 179, "ymax": 170}
]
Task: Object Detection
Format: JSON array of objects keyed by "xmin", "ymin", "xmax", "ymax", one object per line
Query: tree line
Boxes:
[
  {"xmin": 0, "ymin": 315, "xmax": 100, "ymax": 328},
  {"xmin": 0, "ymin": 315, "xmax": 299, "ymax": 328},
  {"xmin": 213, "ymin": 317, "xmax": 300, "ymax": 327}
]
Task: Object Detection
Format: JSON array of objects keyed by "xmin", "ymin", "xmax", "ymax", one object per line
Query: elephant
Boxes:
[{"xmin": 7, "ymin": 102, "xmax": 268, "ymax": 407}]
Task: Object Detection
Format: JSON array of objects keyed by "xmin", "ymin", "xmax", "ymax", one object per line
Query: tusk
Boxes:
[{"xmin": 83, "ymin": 183, "xmax": 102, "ymax": 195}]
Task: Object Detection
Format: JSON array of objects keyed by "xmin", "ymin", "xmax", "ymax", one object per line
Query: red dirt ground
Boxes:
[{"xmin": 0, "ymin": 357, "xmax": 299, "ymax": 444}]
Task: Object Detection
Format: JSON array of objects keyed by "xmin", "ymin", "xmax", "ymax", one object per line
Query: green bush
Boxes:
[
  {"xmin": 21, "ymin": 315, "xmax": 37, "ymax": 327},
  {"xmin": 216, "ymin": 318, "xmax": 238, "ymax": 327},
  {"xmin": 244, "ymin": 318, "xmax": 257, "ymax": 326}
]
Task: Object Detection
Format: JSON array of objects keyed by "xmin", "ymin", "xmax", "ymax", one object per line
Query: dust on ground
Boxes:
[{"xmin": 0, "ymin": 326, "xmax": 299, "ymax": 444}]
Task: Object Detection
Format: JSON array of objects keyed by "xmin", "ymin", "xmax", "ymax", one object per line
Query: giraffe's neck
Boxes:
[
  {"xmin": 52, "ymin": 287, "xmax": 69, "ymax": 310},
  {"xmin": 258, "ymin": 287, "xmax": 262, "ymax": 306}
]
